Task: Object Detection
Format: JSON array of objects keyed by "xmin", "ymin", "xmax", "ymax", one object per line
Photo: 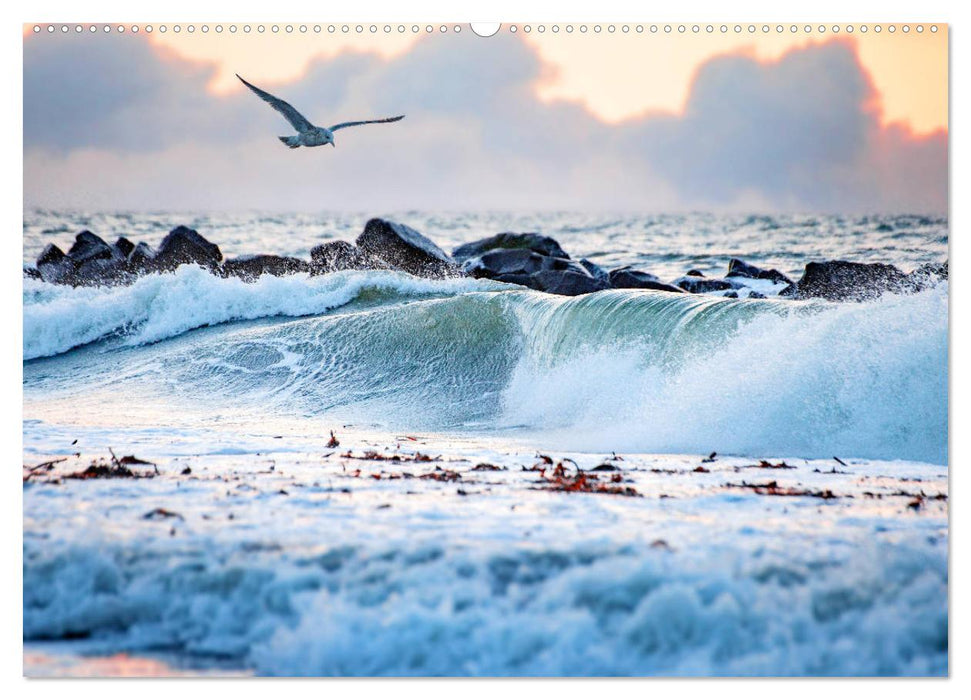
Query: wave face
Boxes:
[{"xmin": 23, "ymin": 267, "xmax": 948, "ymax": 463}]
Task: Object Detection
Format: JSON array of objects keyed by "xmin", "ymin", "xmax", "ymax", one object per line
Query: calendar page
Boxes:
[{"xmin": 22, "ymin": 20, "xmax": 948, "ymax": 678}]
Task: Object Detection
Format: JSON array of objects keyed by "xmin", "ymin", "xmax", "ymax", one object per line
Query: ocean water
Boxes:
[{"xmin": 22, "ymin": 211, "xmax": 949, "ymax": 676}]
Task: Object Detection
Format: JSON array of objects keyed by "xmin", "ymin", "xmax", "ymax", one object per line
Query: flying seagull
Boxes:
[{"xmin": 236, "ymin": 73, "xmax": 404, "ymax": 149}]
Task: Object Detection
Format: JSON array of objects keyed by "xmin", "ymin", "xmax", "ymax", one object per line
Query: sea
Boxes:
[{"xmin": 22, "ymin": 210, "xmax": 949, "ymax": 676}]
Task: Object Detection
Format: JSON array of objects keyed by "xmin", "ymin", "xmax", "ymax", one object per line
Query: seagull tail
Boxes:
[{"xmin": 279, "ymin": 136, "xmax": 301, "ymax": 149}]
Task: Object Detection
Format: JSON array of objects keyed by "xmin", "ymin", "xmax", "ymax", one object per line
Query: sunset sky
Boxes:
[{"xmin": 23, "ymin": 24, "xmax": 948, "ymax": 212}]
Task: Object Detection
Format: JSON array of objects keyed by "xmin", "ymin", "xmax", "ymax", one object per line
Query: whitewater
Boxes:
[{"xmin": 23, "ymin": 211, "xmax": 948, "ymax": 676}]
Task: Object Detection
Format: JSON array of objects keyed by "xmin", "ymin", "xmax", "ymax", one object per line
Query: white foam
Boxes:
[
  {"xmin": 500, "ymin": 285, "xmax": 948, "ymax": 463},
  {"xmin": 23, "ymin": 266, "xmax": 500, "ymax": 360}
]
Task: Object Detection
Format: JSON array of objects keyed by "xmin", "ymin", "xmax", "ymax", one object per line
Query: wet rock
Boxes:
[
  {"xmin": 67, "ymin": 231, "xmax": 115, "ymax": 265},
  {"xmin": 155, "ymin": 225, "xmax": 222, "ymax": 272},
  {"xmin": 310, "ymin": 240, "xmax": 388, "ymax": 273},
  {"xmin": 64, "ymin": 231, "xmax": 128, "ymax": 285},
  {"xmin": 36, "ymin": 244, "xmax": 72, "ymax": 284},
  {"xmin": 223, "ymin": 254, "xmax": 310, "ymax": 281},
  {"xmin": 113, "ymin": 236, "xmax": 135, "ymax": 259},
  {"xmin": 609, "ymin": 267, "xmax": 685, "ymax": 293},
  {"xmin": 726, "ymin": 258, "xmax": 793, "ymax": 286},
  {"xmin": 579, "ymin": 258, "xmax": 609, "ymax": 282},
  {"xmin": 23, "ymin": 265, "xmax": 41, "ymax": 280},
  {"xmin": 74, "ymin": 256, "xmax": 128, "ymax": 285},
  {"xmin": 452, "ymin": 232, "xmax": 570, "ymax": 262},
  {"xmin": 493, "ymin": 272, "xmax": 543, "ymax": 289},
  {"xmin": 686, "ymin": 269, "xmax": 705, "ymax": 277},
  {"xmin": 127, "ymin": 242, "xmax": 158, "ymax": 273},
  {"xmin": 908, "ymin": 261, "xmax": 948, "ymax": 291},
  {"xmin": 357, "ymin": 218, "xmax": 456, "ymax": 278},
  {"xmin": 531, "ymin": 269, "xmax": 608, "ymax": 296},
  {"xmin": 464, "ymin": 248, "xmax": 591, "ymax": 288},
  {"xmin": 462, "ymin": 248, "xmax": 551, "ymax": 278},
  {"xmin": 794, "ymin": 260, "xmax": 910, "ymax": 301},
  {"xmin": 672, "ymin": 275, "xmax": 734, "ymax": 294},
  {"xmin": 37, "ymin": 243, "xmax": 66, "ymax": 268}
]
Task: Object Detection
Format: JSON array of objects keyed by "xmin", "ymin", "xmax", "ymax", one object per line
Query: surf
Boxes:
[{"xmin": 23, "ymin": 267, "xmax": 948, "ymax": 463}]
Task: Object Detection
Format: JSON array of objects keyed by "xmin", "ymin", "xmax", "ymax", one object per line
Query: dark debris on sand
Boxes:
[
  {"xmin": 726, "ymin": 480, "xmax": 840, "ymax": 499},
  {"xmin": 25, "ymin": 451, "xmax": 158, "ymax": 483},
  {"xmin": 340, "ymin": 449, "xmax": 440, "ymax": 463},
  {"xmin": 534, "ymin": 460, "xmax": 642, "ymax": 497},
  {"xmin": 734, "ymin": 460, "xmax": 797, "ymax": 471}
]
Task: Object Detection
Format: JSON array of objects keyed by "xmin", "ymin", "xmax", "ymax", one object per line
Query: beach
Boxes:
[{"xmin": 23, "ymin": 210, "xmax": 949, "ymax": 675}]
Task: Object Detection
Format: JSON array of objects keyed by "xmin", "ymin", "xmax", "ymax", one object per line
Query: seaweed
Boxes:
[
  {"xmin": 726, "ymin": 480, "xmax": 839, "ymax": 499},
  {"xmin": 340, "ymin": 449, "xmax": 441, "ymax": 463},
  {"xmin": 471, "ymin": 463, "xmax": 504, "ymax": 471},
  {"xmin": 735, "ymin": 460, "xmax": 796, "ymax": 471},
  {"xmin": 536, "ymin": 461, "xmax": 641, "ymax": 497},
  {"xmin": 418, "ymin": 469, "xmax": 462, "ymax": 482},
  {"xmin": 142, "ymin": 508, "xmax": 183, "ymax": 521}
]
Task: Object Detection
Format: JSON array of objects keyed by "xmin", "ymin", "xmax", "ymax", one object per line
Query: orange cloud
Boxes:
[{"xmin": 525, "ymin": 26, "xmax": 947, "ymax": 136}]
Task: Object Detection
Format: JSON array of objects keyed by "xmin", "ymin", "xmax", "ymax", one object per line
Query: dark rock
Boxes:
[
  {"xmin": 531, "ymin": 269, "xmax": 608, "ymax": 296},
  {"xmin": 58, "ymin": 231, "xmax": 129, "ymax": 285},
  {"xmin": 36, "ymin": 244, "xmax": 72, "ymax": 284},
  {"xmin": 463, "ymin": 248, "xmax": 590, "ymax": 284},
  {"xmin": 686, "ymin": 269, "xmax": 705, "ymax": 277},
  {"xmin": 74, "ymin": 256, "xmax": 128, "ymax": 286},
  {"xmin": 725, "ymin": 258, "xmax": 761, "ymax": 278},
  {"xmin": 547, "ymin": 257, "xmax": 592, "ymax": 275},
  {"xmin": 493, "ymin": 273, "xmax": 543, "ymax": 290},
  {"xmin": 310, "ymin": 240, "xmax": 388, "ymax": 273},
  {"xmin": 908, "ymin": 261, "xmax": 948, "ymax": 291},
  {"xmin": 462, "ymin": 248, "xmax": 550, "ymax": 278},
  {"xmin": 795, "ymin": 260, "xmax": 911, "ymax": 302},
  {"xmin": 113, "ymin": 236, "xmax": 135, "ymax": 258},
  {"xmin": 452, "ymin": 232, "xmax": 570, "ymax": 262},
  {"xmin": 67, "ymin": 231, "xmax": 116, "ymax": 265},
  {"xmin": 23, "ymin": 266, "xmax": 41, "ymax": 279},
  {"xmin": 724, "ymin": 291, "xmax": 738, "ymax": 298},
  {"xmin": 748, "ymin": 291, "xmax": 767, "ymax": 299},
  {"xmin": 672, "ymin": 276, "xmax": 734, "ymax": 293},
  {"xmin": 155, "ymin": 226, "xmax": 222, "ymax": 272},
  {"xmin": 356, "ymin": 218, "xmax": 456, "ymax": 278},
  {"xmin": 579, "ymin": 258, "xmax": 609, "ymax": 281},
  {"xmin": 223, "ymin": 254, "xmax": 310, "ymax": 281},
  {"xmin": 37, "ymin": 243, "xmax": 66, "ymax": 268},
  {"xmin": 609, "ymin": 267, "xmax": 685, "ymax": 293},
  {"xmin": 128, "ymin": 242, "xmax": 158, "ymax": 273},
  {"xmin": 726, "ymin": 258, "xmax": 793, "ymax": 286}
]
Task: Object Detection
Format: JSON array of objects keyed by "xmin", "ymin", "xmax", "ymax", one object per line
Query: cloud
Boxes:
[
  {"xmin": 23, "ymin": 32, "xmax": 376, "ymax": 152},
  {"xmin": 626, "ymin": 40, "xmax": 945, "ymax": 211},
  {"xmin": 23, "ymin": 32, "xmax": 946, "ymax": 213}
]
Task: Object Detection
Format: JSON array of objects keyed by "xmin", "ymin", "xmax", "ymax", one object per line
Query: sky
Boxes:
[{"xmin": 23, "ymin": 24, "xmax": 948, "ymax": 213}]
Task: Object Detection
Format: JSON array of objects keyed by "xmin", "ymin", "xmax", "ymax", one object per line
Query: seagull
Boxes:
[{"xmin": 236, "ymin": 73, "xmax": 404, "ymax": 148}]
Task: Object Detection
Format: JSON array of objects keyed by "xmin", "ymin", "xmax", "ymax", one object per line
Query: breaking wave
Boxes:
[{"xmin": 23, "ymin": 268, "xmax": 948, "ymax": 463}]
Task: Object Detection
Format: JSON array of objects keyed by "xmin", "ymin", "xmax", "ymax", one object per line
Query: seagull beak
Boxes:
[{"xmin": 330, "ymin": 142, "xmax": 335, "ymax": 148}]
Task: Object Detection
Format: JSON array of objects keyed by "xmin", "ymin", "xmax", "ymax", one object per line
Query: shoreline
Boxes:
[{"xmin": 23, "ymin": 437, "xmax": 948, "ymax": 676}]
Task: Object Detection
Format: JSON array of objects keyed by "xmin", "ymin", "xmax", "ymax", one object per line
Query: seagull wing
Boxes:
[
  {"xmin": 329, "ymin": 115, "xmax": 405, "ymax": 132},
  {"xmin": 236, "ymin": 74, "xmax": 315, "ymax": 134}
]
